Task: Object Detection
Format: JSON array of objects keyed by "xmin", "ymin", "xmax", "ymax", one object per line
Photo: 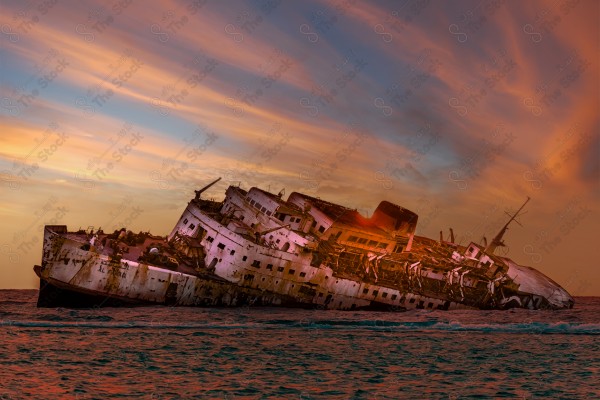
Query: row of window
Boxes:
[
  {"xmin": 248, "ymin": 276, "xmax": 313, "ymax": 292},
  {"xmin": 360, "ymin": 289, "xmax": 438, "ymax": 308},
  {"xmin": 308, "ymin": 220, "xmax": 327, "ymax": 234},
  {"xmin": 275, "ymin": 213, "xmax": 302, "ymax": 224},
  {"xmin": 347, "ymin": 235, "xmax": 388, "ymax": 249},
  {"xmin": 249, "ymin": 260, "xmax": 307, "ymax": 277},
  {"xmin": 245, "ymin": 276, "xmax": 441, "ymax": 310},
  {"xmin": 182, "ymin": 218, "xmax": 196, "ymax": 231},
  {"xmin": 209, "ymin": 239, "xmax": 236, "ymax": 255},
  {"xmin": 249, "ymin": 198, "xmax": 273, "ymax": 216},
  {"xmin": 362, "ymin": 288, "xmax": 398, "ymax": 301}
]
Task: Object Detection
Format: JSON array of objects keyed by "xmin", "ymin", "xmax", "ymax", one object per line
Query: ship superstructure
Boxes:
[{"xmin": 34, "ymin": 179, "xmax": 574, "ymax": 310}]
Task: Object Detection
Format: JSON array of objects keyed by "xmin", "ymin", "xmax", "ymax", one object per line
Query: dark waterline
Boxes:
[{"xmin": 1, "ymin": 290, "xmax": 599, "ymax": 399}]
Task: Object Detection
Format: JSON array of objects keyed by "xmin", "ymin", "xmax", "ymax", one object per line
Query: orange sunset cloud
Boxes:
[{"xmin": 0, "ymin": 0, "xmax": 597, "ymax": 295}]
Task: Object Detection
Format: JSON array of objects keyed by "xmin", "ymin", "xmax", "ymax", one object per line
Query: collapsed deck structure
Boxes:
[{"xmin": 35, "ymin": 178, "xmax": 574, "ymax": 310}]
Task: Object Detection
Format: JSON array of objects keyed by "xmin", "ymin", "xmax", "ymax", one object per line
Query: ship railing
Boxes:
[
  {"xmin": 45, "ymin": 229, "xmax": 92, "ymax": 245},
  {"xmin": 44, "ymin": 225, "xmax": 68, "ymax": 234}
]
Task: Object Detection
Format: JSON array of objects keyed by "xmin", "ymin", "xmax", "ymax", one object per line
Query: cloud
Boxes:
[{"xmin": 0, "ymin": 0, "xmax": 597, "ymax": 293}]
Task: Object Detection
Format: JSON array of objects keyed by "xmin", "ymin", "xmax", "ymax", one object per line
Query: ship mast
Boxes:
[
  {"xmin": 485, "ymin": 196, "xmax": 530, "ymax": 254},
  {"xmin": 194, "ymin": 177, "xmax": 222, "ymax": 200}
]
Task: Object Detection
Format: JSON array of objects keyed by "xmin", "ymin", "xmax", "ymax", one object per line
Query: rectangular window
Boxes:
[
  {"xmin": 288, "ymin": 269, "xmax": 295, "ymax": 275},
  {"xmin": 266, "ymin": 211, "xmax": 272, "ymax": 216},
  {"xmin": 206, "ymin": 236, "xmax": 214, "ymax": 242},
  {"xmin": 189, "ymin": 223, "xmax": 196, "ymax": 230},
  {"xmin": 363, "ymin": 288, "xmax": 369, "ymax": 294},
  {"xmin": 382, "ymin": 292, "xmax": 388, "ymax": 298},
  {"xmin": 266, "ymin": 264, "xmax": 273, "ymax": 270},
  {"xmin": 250, "ymin": 199, "xmax": 255, "ymax": 206},
  {"xmin": 348, "ymin": 236, "xmax": 358, "ymax": 242},
  {"xmin": 296, "ymin": 218, "xmax": 301, "ymax": 222},
  {"xmin": 242, "ymin": 256, "xmax": 247, "ymax": 261},
  {"xmin": 357, "ymin": 238, "xmax": 368, "ymax": 244},
  {"xmin": 299, "ymin": 272, "xmax": 306, "ymax": 277},
  {"xmin": 230, "ymin": 250, "xmax": 235, "ymax": 255},
  {"xmin": 261, "ymin": 207, "xmax": 267, "ymax": 213},
  {"xmin": 217, "ymin": 243, "xmax": 225, "ymax": 249},
  {"xmin": 318, "ymin": 226, "xmax": 325, "ymax": 233},
  {"xmin": 372, "ymin": 290, "xmax": 379, "ymax": 297},
  {"xmin": 183, "ymin": 218, "xmax": 188, "ymax": 224},
  {"xmin": 251, "ymin": 260, "xmax": 261, "ymax": 268},
  {"xmin": 311, "ymin": 220, "xmax": 317, "ymax": 228},
  {"xmin": 409, "ymin": 298, "xmax": 415, "ymax": 304},
  {"xmin": 277, "ymin": 266, "xmax": 284, "ymax": 272},
  {"xmin": 377, "ymin": 242, "xmax": 388, "ymax": 249},
  {"xmin": 368, "ymin": 240, "xmax": 378, "ymax": 247},
  {"xmin": 391, "ymin": 294, "xmax": 397, "ymax": 300}
]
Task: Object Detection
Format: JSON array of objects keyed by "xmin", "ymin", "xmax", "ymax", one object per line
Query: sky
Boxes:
[{"xmin": 0, "ymin": 0, "xmax": 598, "ymax": 295}]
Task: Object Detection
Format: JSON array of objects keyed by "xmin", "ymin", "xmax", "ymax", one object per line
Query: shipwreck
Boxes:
[{"xmin": 34, "ymin": 178, "xmax": 574, "ymax": 310}]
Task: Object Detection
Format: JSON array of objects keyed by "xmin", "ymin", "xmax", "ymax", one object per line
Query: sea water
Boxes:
[{"xmin": 0, "ymin": 290, "xmax": 598, "ymax": 399}]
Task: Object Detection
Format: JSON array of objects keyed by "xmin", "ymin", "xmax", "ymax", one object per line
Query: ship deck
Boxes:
[{"xmin": 60, "ymin": 230, "xmax": 204, "ymax": 277}]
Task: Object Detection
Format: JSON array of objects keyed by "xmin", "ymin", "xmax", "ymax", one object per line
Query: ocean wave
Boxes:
[
  {"xmin": 1, "ymin": 319, "xmax": 599, "ymax": 334},
  {"xmin": 265, "ymin": 319, "xmax": 600, "ymax": 334}
]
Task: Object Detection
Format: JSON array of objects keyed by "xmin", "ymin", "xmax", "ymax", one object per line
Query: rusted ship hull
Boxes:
[
  {"xmin": 34, "ymin": 276, "xmax": 318, "ymax": 309},
  {"xmin": 35, "ymin": 228, "xmax": 477, "ymax": 310},
  {"xmin": 34, "ymin": 179, "xmax": 574, "ymax": 311},
  {"xmin": 35, "ymin": 231, "xmax": 318, "ymax": 309},
  {"xmin": 34, "ymin": 277, "xmax": 404, "ymax": 311}
]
